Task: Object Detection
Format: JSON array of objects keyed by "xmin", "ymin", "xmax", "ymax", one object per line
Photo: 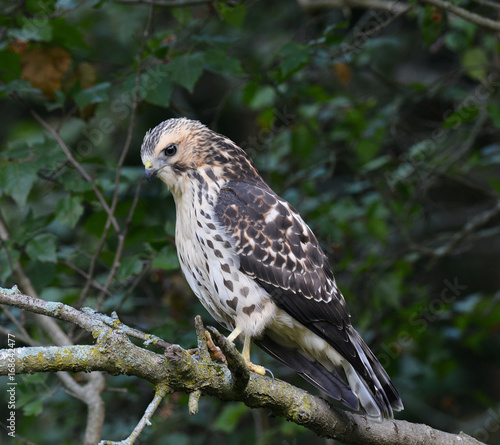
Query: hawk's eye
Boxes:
[{"xmin": 163, "ymin": 144, "xmax": 177, "ymax": 157}]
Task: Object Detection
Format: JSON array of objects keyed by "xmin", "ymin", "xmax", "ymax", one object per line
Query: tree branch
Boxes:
[
  {"xmin": 112, "ymin": 0, "xmax": 224, "ymax": 6},
  {"xmin": 421, "ymin": 0, "xmax": 500, "ymax": 31},
  {"xmin": 297, "ymin": 0, "xmax": 500, "ymax": 32},
  {"xmin": 0, "ymin": 286, "xmax": 486, "ymax": 445},
  {"xmin": 298, "ymin": 0, "xmax": 410, "ymax": 14}
]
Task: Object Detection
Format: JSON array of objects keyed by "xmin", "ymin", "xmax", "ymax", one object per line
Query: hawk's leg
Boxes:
[
  {"xmin": 227, "ymin": 326, "xmax": 242, "ymax": 342},
  {"xmin": 227, "ymin": 327, "xmax": 266, "ymax": 375}
]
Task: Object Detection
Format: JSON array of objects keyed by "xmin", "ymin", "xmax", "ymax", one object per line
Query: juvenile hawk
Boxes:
[{"xmin": 141, "ymin": 117, "xmax": 403, "ymax": 420}]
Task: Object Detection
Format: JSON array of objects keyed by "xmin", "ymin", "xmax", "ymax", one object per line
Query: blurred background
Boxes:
[{"xmin": 1, "ymin": 0, "xmax": 500, "ymax": 443}]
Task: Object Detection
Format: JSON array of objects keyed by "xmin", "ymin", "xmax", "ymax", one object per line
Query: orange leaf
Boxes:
[
  {"xmin": 333, "ymin": 62, "xmax": 351, "ymax": 86},
  {"xmin": 21, "ymin": 46, "xmax": 71, "ymax": 98}
]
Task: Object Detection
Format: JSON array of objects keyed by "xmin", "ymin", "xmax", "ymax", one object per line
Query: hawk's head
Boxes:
[
  {"xmin": 140, "ymin": 118, "xmax": 213, "ymax": 185},
  {"xmin": 141, "ymin": 118, "xmax": 259, "ymax": 190}
]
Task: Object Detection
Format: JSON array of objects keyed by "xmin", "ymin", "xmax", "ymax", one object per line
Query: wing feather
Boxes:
[{"xmin": 215, "ymin": 181, "xmax": 353, "ymax": 351}]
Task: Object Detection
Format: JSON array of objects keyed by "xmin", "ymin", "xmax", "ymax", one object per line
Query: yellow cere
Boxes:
[{"xmin": 145, "ymin": 160, "xmax": 153, "ymax": 169}]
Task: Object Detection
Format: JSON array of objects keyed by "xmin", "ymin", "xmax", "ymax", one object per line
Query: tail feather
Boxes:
[
  {"xmin": 255, "ymin": 335, "xmax": 360, "ymax": 411},
  {"xmin": 256, "ymin": 328, "xmax": 403, "ymax": 420},
  {"xmin": 348, "ymin": 329, "xmax": 404, "ymax": 416}
]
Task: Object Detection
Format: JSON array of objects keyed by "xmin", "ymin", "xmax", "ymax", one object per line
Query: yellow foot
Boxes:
[
  {"xmin": 226, "ymin": 327, "xmax": 268, "ymax": 375},
  {"xmin": 246, "ymin": 361, "xmax": 266, "ymax": 375}
]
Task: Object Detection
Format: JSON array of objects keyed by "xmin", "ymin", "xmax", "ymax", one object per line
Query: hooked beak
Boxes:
[{"xmin": 144, "ymin": 160, "xmax": 158, "ymax": 182}]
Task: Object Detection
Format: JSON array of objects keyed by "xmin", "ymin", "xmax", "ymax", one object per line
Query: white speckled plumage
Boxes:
[{"xmin": 141, "ymin": 117, "xmax": 403, "ymax": 420}]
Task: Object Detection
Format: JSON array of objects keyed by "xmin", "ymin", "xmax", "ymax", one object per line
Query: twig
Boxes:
[
  {"xmin": 0, "ymin": 325, "xmax": 37, "ymax": 346},
  {"xmin": 194, "ymin": 315, "xmax": 211, "ymax": 362},
  {"xmin": 188, "ymin": 390, "xmax": 202, "ymax": 415},
  {"xmin": 62, "ymin": 261, "xmax": 113, "ymax": 296},
  {"xmin": 95, "ymin": 180, "xmax": 144, "ymax": 310},
  {"xmin": 0, "ymin": 421, "xmax": 38, "ymax": 445},
  {"xmin": 207, "ymin": 326, "xmax": 250, "ymax": 391},
  {"xmin": 99, "ymin": 383, "xmax": 172, "ymax": 445},
  {"xmin": 427, "ymin": 199, "xmax": 500, "ymax": 269},
  {"xmin": 28, "ymin": 108, "xmax": 121, "ymax": 234},
  {"xmin": 80, "ymin": 308, "xmax": 172, "ymax": 349},
  {"xmin": 115, "ymin": 259, "xmax": 151, "ymax": 312},
  {"xmin": 0, "ymin": 305, "xmax": 31, "ymax": 341}
]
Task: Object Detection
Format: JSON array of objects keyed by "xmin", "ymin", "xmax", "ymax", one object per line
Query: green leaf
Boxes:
[
  {"xmin": 0, "ymin": 79, "xmax": 41, "ymax": 97},
  {"xmin": 8, "ymin": 20, "xmax": 53, "ymax": 42},
  {"xmin": 487, "ymin": 104, "xmax": 500, "ymax": 128},
  {"xmin": 291, "ymin": 124, "xmax": 314, "ymax": 158},
  {"xmin": 366, "ymin": 203, "xmax": 388, "ymax": 240},
  {"xmin": 26, "ymin": 233, "xmax": 57, "ymax": 263},
  {"xmin": 0, "ymin": 159, "xmax": 39, "ymax": 208},
  {"xmin": 213, "ymin": 402, "xmax": 248, "ymax": 433},
  {"xmin": 171, "ymin": 7, "xmax": 191, "ymax": 25},
  {"xmin": 442, "ymin": 105, "xmax": 479, "ymax": 128},
  {"xmin": 73, "ymin": 82, "xmax": 111, "ymax": 109},
  {"xmin": 51, "ymin": 17, "xmax": 88, "ymax": 50},
  {"xmin": 275, "ymin": 42, "xmax": 310, "ymax": 81},
  {"xmin": 355, "ymin": 138, "xmax": 380, "ymax": 164},
  {"xmin": 152, "ymin": 246, "xmax": 180, "ymax": 270},
  {"xmin": 167, "ymin": 53, "xmax": 205, "ymax": 93},
  {"xmin": 56, "ymin": 195, "xmax": 84, "ymax": 228},
  {"xmin": 205, "ymin": 49, "xmax": 243, "ymax": 77},
  {"xmin": 444, "ymin": 31, "xmax": 469, "ymax": 52},
  {"xmin": 373, "ymin": 272, "xmax": 402, "ymax": 308},
  {"xmin": 142, "ymin": 67, "xmax": 173, "ymax": 107},
  {"xmin": 23, "ymin": 399, "xmax": 43, "ymax": 417},
  {"xmin": 420, "ymin": 5, "xmax": 443, "ymax": 46},
  {"xmin": 461, "ymin": 47, "xmax": 488, "ymax": 82},
  {"xmin": 215, "ymin": 3, "xmax": 247, "ymax": 27},
  {"xmin": 0, "ymin": 50, "xmax": 21, "ymax": 83},
  {"xmin": 117, "ymin": 256, "xmax": 143, "ymax": 281},
  {"xmin": 32, "ymin": 136, "xmax": 66, "ymax": 169},
  {"xmin": 243, "ymin": 84, "xmax": 276, "ymax": 110}
]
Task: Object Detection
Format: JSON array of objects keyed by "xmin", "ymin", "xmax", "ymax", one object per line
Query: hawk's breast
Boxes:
[{"xmin": 172, "ymin": 168, "xmax": 276, "ymax": 336}]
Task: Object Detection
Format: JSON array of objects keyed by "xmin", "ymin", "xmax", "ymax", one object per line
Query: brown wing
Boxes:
[{"xmin": 214, "ymin": 179, "xmax": 357, "ymax": 358}]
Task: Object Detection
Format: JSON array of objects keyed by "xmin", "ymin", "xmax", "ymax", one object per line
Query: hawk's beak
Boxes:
[{"xmin": 144, "ymin": 161, "xmax": 158, "ymax": 182}]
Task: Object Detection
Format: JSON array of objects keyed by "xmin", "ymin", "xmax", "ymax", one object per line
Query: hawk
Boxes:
[{"xmin": 141, "ymin": 117, "xmax": 403, "ymax": 420}]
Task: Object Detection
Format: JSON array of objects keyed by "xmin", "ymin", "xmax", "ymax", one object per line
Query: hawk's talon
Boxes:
[
  {"xmin": 265, "ymin": 367, "xmax": 274, "ymax": 379},
  {"xmin": 205, "ymin": 330, "xmax": 227, "ymax": 364}
]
